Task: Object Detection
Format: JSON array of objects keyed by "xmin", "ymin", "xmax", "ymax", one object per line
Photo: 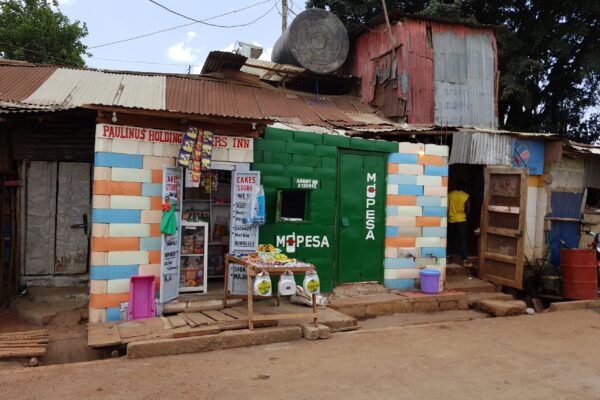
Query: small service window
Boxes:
[{"xmin": 278, "ymin": 190, "xmax": 307, "ymax": 222}]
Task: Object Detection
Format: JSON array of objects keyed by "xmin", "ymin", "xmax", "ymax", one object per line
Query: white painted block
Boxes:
[
  {"xmin": 112, "ymin": 168, "xmax": 152, "ymax": 182},
  {"xmin": 107, "ymin": 278, "xmax": 131, "ymax": 294},
  {"xmin": 211, "ymin": 148, "xmax": 229, "ymax": 161},
  {"xmin": 90, "ymin": 280, "xmax": 107, "ymax": 294},
  {"xmin": 396, "ymin": 164, "xmax": 424, "ymax": 175},
  {"xmin": 107, "ymin": 251, "xmax": 149, "ymax": 265},
  {"xmin": 417, "ymin": 175, "xmax": 442, "ymax": 186},
  {"xmin": 441, "ymin": 197, "xmax": 448, "ymax": 207},
  {"xmin": 527, "ymin": 187, "xmax": 538, "ymax": 215},
  {"xmin": 92, "ymin": 223, "xmax": 109, "ymax": 238},
  {"xmin": 415, "ymin": 257, "xmax": 437, "ymax": 267},
  {"xmin": 398, "ymin": 142, "xmax": 425, "ymax": 154},
  {"xmin": 141, "ymin": 210, "xmax": 163, "ymax": 224},
  {"xmin": 396, "ymin": 206, "xmax": 422, "ymax": 216},
  {"xmin": 143, "ymin": 156, "xmax": 175, "ymax": 170},
  {"xmin": 386, "ymin": 216, "xmax": 417, "ymax": 226},
  {"xmin": 424, "ymin": 144, "xmax": 449, "ymax": 157},
  {"xmin": 109, "ymin": 223, "xmax": 150, "ymax": 237},
  {"xmin": 396, "ymin": 227, "xmax": 422, "ymax": 236},
  {"xmin": 437, "ymin": 257, "xmax": 447, "ymax": 267},
  {"xmin": 110, "ymin": 195, "xmax": 151, "ymax": 210},
  {"xmin": 416, "ymin": 237, "xmax": 442, "ymax": 247},
  {"xmin": 111, "ymin": 140, "xmax": 147, "ymax": 155},
  {"xmin": 228, "ymin": 149, "xmax": 254, "ymax": 163},
  {"xmin": 153, "ymin": 143, "xmax": 180, "ymax": 158},
  {"xmin": 385, "ymin": 247, "xmax": 398, "ymax": 258},
  {"xmin": 385, "ymin": 268, "xmax": 420, "ymax": 280},
  {"xmin": 424, "ymin": 185, "xmax": 448, "ymax": 196},
  {"xmin": 93, "ymin": 195, "xmax": 110, "ymax": 209},
  {"xmin": 95, "ymin": 138, "xmax": 112, "ymax": 152},
  {"xmin": 387, "ymin": 184, "xmax": 398, "ymax": 195},
  {"xmin": 89, "ymin": 308, "xmax": 106, "ymax": 324},
  {"xmin": 93, "ymin": 166, "xmax": 111, "ymax": 181},
  {"xmin": 397, "ymin": 247, "xmax": 419, "ymax": 258},
  {"xmin": 440, "ymin": 217, "xmax": 447, "ymax": 227},
  {"xmin": 440, "ymin": 238, "xmax": 447, "ymax": 247},
  {"xmin": 90, "ymin": 251, "xmax": 107, "ymax": 265},
  {"xmin": 139, "ymin": 264, "xmax": 161, "ymax": 277}
]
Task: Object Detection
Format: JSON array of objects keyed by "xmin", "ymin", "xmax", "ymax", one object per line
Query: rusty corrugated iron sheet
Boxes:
[
  {"xmin": 432, "ymin": 23, "xmax": 497, "ymax": 129},
  {"xmin": 449, "ymin": 131, "xmax": 512, "ymax": 165},
  {"xmin": 0, "ymin": 64, "xmax": 57, "ymax": 101}
]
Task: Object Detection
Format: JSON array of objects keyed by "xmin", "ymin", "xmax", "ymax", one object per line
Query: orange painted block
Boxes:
[
  {"xmin": 387, "ymin": 195, "xmax": 417, "ymax": 206},
  {"xmin": 150, "ymin": 224, "xmax": 161, "ymax": 237},
  {"xmin": 89, "ymin": 292, "xmax": 130, "ymax": 309},
  {"xmin": 442, "ymin": 176, "xmax": 448, "ymax": 187},
  {"xmin": 149, "ymin": 250, "xmax": 161, "ymax": 264},
  {"xmin": 417, "ymin": 154, "xmax": 445, "ymax": 166},
  {"xmin": 387, "ymin": 163, "xmax": 399, "ymax": 173},
  {"xmin": 93, "ymin": 181, "xmax": 141, "ymax": 196},
  {"xmin": 150, "ymin": 197, "xmax": 162, "ymax": 210},
  {"xmin": 91, "ymin": 237, "xmax": 140, "ymax": 252},
  {"xmin": 416, "ymin": 216, "xmax": 441, "ymax": 227},
  {"xmin": 152, "ymin": 169, "xmax": 163, "ymax": 183},
  {"xmin": 155, "ymin": 279, "xmax": 160, "ymax": 292},
  {"xmin": 385, "ymin": 237, "xmax": 416, "ymax": 247}
]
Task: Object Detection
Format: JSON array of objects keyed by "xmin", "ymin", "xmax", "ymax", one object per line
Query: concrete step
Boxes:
[
  {"xmin": 10, "ymin": 297, "xmax": 88, "ymax": 326},
  {"xmin": 466, "ymin": 292, "xmax": 515, "ymax": 307},
  {"xmin": 446, "ymin": 263, "xmax": 474, "ymax": 277},
  {"xmin": 331, "ymin": 282, "xmax": 389, "ymax": 299},
  {"xmin": 27, "ymin": 286, "xmax": 88, "ymax": 303},
  {"xmin": 446, "ymin": 275, "xmax": 497, "ymax": 293}
]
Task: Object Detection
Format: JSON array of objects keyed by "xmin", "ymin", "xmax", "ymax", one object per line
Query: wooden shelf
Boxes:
[{"xmin": 181, "ymin": 253, "xmax": 205, "ymax": 257}]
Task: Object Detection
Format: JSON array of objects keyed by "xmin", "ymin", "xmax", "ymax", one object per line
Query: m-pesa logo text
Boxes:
[
  {"xmin": 365, "ymin": 173, "xmax": 377, "ymax": 240},
  {"xmin": 276, "ymin": 233, "xmax": 330, "ymax": 253}
]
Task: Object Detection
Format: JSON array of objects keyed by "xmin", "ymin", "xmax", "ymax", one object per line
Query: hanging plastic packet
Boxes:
[
  {"xmin": 253, "ymin": 270, "xmax": 272, "ymax": 296},
  {"xmin": 278, "ymin": 270, "xmax": 296, "ymax": 296},
  {"xmin": 242, "ymin": 184, "xmax": 266, "ymax": 225},
  {"xmin": 177, "ymin": 127, "xmax": 198, "ymax": 167},
  {"xmin": 303, "ymin": 270, "xmax": 320, "ymax": 295}
]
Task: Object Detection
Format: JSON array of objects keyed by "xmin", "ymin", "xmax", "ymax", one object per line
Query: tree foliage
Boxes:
[
  {"xmin": 306, "ymin": 0, "xmax": 600, "ymax": 143},
  {"xmin": 0, "ymin": 0, "xmax": 88, "ymax": 67}
]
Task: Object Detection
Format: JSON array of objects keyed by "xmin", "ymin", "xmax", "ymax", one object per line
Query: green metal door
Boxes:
[{"xmin": 337, "ymin": 152, "xmax": 386, "ymax": 283}]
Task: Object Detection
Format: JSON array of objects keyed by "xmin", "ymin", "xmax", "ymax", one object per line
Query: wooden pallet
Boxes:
[
  {"xmin": 88, "ymin": 307, "xmax": 276, "ymax": 348},
  {"xmin": 0, "ymin": 329, "xmax": 49, "ymax": 359}
]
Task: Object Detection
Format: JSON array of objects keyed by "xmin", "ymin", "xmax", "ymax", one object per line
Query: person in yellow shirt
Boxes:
[{"xmin": 448, "ymin": 180, "xmax": 472, "ymax": 267}]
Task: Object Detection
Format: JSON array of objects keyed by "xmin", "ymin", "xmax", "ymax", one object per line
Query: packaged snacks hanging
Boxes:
[
  {"xmin": 278, "ymin": 270, "xmax": 296, "ymax": 296},
  {"xmin": 303, "ymin": 270, "xmax": 320, "ymax": 295},
  {"xmin": 177, "ymin": 127, "xmax": 198, "ymax": 167},
  {"xmin": 253, "ymin": 270, "xmax": 272, "ymax": 296},
  {"xmin": 242, "ymin": 184, "xmax": 265, "ymax": 225}
]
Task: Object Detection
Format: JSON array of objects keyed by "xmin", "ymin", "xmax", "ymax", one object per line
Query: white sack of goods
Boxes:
[{"xmin": 253, "ymin": 270, "xmax": 272, "ymax": 296}]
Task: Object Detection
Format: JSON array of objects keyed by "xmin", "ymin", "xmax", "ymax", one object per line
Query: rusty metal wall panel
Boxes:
[
  {"xmin": 0, "ymin": 65, "xmax": 56, "ymax": 101},
  {"xmin": 24, "ymin": 69, "xmax": 166, "ymax": 110},
  {"xmin": 585, "ymin": 159, "xmax": 600, "ymax": 189},
  {"xmin": 449, "ymin": 132, "xmax": 512, "ymax": 165},
  {"xmin": 433, "ymin": 28, "xmax": 497, "ymax": 129}
]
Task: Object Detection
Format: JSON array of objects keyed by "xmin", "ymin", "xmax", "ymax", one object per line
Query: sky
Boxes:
[{"xmin": 55, "ymin": 0, "xmax": 303, "ymax": 74}]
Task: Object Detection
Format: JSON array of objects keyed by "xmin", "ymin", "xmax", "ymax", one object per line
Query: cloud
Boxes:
[
  {"xmin": 221, "ymin": 43, "xmax": 236, "ymax": 53},
  {"xmin": 186, "ymin": 31, "xmax": 197, "ymax": 41},
  {"xmin": 259, "ymin": 47, "xmax": 273, "ymax": 62},
  {"xmin": 167, "ymin": 42, "xmax": 195, "ymax": 63}
]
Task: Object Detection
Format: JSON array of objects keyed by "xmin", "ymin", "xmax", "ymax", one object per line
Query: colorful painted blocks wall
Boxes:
[{"xmin": 384, "ymin": 143, "xmax": 449, "ymax": 291}]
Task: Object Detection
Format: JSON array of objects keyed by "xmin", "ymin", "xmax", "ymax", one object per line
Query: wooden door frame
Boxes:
[{"xmin": 479, "ymin": 166, "xmax": 528, "ymax": 289}]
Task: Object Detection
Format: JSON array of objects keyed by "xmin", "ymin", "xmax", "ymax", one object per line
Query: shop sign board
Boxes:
[
  {"xmin": 96, "ymin": 123, "xmax": 253, "ymax": 150},
  {"xmin": 292, "ymin": 177, "xmax": 320, "ymax": 190},
  {"xmin": 275, "ymin": 233, "xmax": 330, "ymax": 253},
  {"xmin": 160, "ymin": 167, "xmax": 183, "ymax": 303},
  {"xmin": 228, "ymin": 171, "xmax": 261, "ymax": 294}
]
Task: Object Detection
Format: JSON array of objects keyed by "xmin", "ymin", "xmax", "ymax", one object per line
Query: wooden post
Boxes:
[
  {"xmin": 223, "ymin": 256, "xmax": 229, "ymax": 308},
  {"xmin": 380, "ymin": 0, "xmax": 397, "ymax": 61},
  {"xmin": 281, "ymin": 0, "xmax": 288, "ymax": 33},
  {"xmin": 247, "ymin": 266, "xmax": 254, "ymax": 331},
  {"xmin": 0, "ymin": 178, "xmax": 6, "ymax": 306}
]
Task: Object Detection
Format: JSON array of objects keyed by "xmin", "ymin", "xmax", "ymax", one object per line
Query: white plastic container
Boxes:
[
  {"xmin": 303, "ymin": 270, "xmax": 320, "ymax": 295},
  {"xmin": 278, "ymin": 270, "xmax": 296, "ymax": 296},
  {"xmin": 253, "ymin": 270, "xmax": 272, "ymax": 296}
]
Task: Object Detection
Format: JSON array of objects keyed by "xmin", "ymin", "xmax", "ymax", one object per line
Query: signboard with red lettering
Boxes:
[
  {"xmin": 228, "ymin": 171, "xmax": 260, "ymax": 295},
  {"xmin": 160, "ymin": 167, "xmax": 183, "ymax": 303}
]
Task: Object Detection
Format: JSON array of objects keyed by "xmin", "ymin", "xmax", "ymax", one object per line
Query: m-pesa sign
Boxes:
[
  {"xmin": 365, "ymin": 173, "xmax": 377, "ymax": 240},
  {"xmin": 96, "ymin": 123, "xmax": 253, "ymax": 150},
  {"xmin": 276, "ymin": 233, "xmax": 330, "ymax": 253}
]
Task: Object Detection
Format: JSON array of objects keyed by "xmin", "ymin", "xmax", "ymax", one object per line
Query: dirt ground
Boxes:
[{"xmin": 2, "ymin": 309, "xmax": 600, "ymax": 400}]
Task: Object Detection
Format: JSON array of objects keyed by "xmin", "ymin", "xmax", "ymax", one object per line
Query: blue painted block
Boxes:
[
  {"xmin": 386, "ymin": 206, "xmax": 398, "ymax": 216},
  {"xmin": 141, "ymin": 183, "xmax": 162, "ymax": 197},
  {"xmin": 389, "ymin": 153, "xmax": 418, "ymax": 164},
  {"xmin": 92, "ymin": 209, "xmax": 140, "ymax": 223},
  {"xmin": 424, "ymin": 165, "xmax": 448, "ymax": 176},
  {"xmin": 140, "ymin": 236, "xmax": 162, "ymax": 251},
  {"xmin": 416, "ymin": 196, "xmax": 442, "ymax": 206},
  {"xmin": 106, "ymin": 308, "xmax": 121, "ymax": 321},
  {"xmin": 421, "ymin": 247, "xmax": 446, "ymax": 258},
  {"xmin": 422, "ymin": 227, "xmax": 447, "ymax": 238},
  {"xmin": 95, "ymin": 152, "xmax": 142, "ymax": 168},
  {"xmin": 423, "ymin": 206, "xmax": 447, "ymax": 217},
  {"xmin": 397, "ymin": 184, "xmax": 424, "ymax": 196},
  {"xmin": 90, "ymin": 265, "xmax": 139, "ymax": 280},
  {"xmin": 384, "ymin": 278, "xmax": 416, "ymax": 290},
  {"xmin": 385, "ymin": 226, "xmax": 398, "ymax": 237},
  {"xmin": 384, "ymin": 258, "xmax": 416, "ymax": 268},
  {"xmin": 388, "ymin": 174, "xmax": 417, "ymax": 185}
]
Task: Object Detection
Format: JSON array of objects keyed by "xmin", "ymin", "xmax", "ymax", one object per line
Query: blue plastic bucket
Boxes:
[{"xmin": 420, "ymin": 269, "xmax": 441, "ymax": 294}]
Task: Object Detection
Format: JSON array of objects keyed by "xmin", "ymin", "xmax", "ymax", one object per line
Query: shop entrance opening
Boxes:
[{"xmin": 337, "ymin": 152, "xmax": 386, "ymax": 283}]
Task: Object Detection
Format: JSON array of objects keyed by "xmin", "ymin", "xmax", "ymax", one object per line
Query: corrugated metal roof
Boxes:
[
  {"xmin": 449, "ymin": 131, "xmax": 513, "ymax": 165},
  {"xmin": 0, "ymin": 65, "xmax": 57, "ymax": 101},
  {"xmin": 24, "ymin": 69, "xmax": 166, "ymax": 110}
]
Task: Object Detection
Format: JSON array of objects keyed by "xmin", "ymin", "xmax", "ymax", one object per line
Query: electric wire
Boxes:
[{"xmin": 89, "ymin": 0, "xmax": 274, "ymax": 49}]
